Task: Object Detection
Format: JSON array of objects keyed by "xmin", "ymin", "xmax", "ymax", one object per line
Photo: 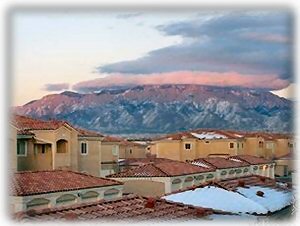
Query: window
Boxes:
[
  {"xmin": 81, "ymin": 142, "xmax": 88, "ymax": 155},
  {"xmin": 41, "ymin": 144, "xmax": 46, "ymax": 154},
  {"xmin": 185, "ymin": 143, "xmax": 191, "ymax": 150},
  {"xmin": 229, "ymin": 169, "xmax": 235, "ymax": 174},
  {"xmin": 235, "ymin": 169, "xmax": 242, "ymax": 174},
  {"xmin": 253, "ymin": 166, "xmax": 258, "ymax": 171},
  {"xmin": 172, "ymin": 178, "xmax": 182, "ymax": 184},
  {"xmin": 112, "ymin": 145, "xmax": 119, "ymax": 156},
  {"xmin": 81, "ymin": 191, "xmax": 99, "ymax": 200},
  {"xmin": 229, "ymin": 142, "xmax": 234, "ymax": 149},
  {"xmin": 288, "ymin": 142, "xmax": 294, "ymax": 148},
  {"xmin": 244, "ymin": 168, "xmax": 249, "ymax": 173},
  {"xmin": 206, "ymin": 174, "xmax": 214, "ymax": 179},
  {"xmin": 129, "ymin": 149, "xmax": 132, "ymax": 154},
  {"xmin": 57, "ymin": 139, "xmax": 68, "ymax": 153},
  {"xmin": 194, "ymin": 175, "xmax": 204, "ymax": 180},
  {"xmin": 266, "ymin": 143, "xmax": 274, "ymax": 149},
  {"xmin": 104, "ymin": 188, "xmax": 119, "ymax": 199},
  {"xmin": 17, "ymin": 140, "xmax": 27, "ymax": 156},
  {"xmin": 221, "ymin": 171, "xmax": 227, "ymax": 176},
  {"xmin": 258, "ymin": 141, "xmax": 264, "ymax": 148},
  {"xmin": 241, "ymin": 143, "xmax": 244, "ymax": 148},
  {"xmin": 237, "ymin": 143, "xmax": 239, "ymax": 148},
  {"xmin": 26, "ymin": 198, "xmax": 50, "ymax": 209},
  {"xmin": 56, "ymin": 194, "xmax": 77, "ymax": 204}
]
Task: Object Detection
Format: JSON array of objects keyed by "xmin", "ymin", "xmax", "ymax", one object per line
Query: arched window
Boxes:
[
  {"xmin": 81, "ymin": 191, "xmax": 99, "ymax": 200},
  {"xmin": 104, "ymin": 188, "xmax": 120, "ymax": 199},
  {"xmin": 235, "ymin": 169, "xmax": 242, "ymax": 174},
  {"xmin": 221, "ymin": 171, "xmax": 227, "ymax": 176},
  {"xmin": 26, "ymin": 198, "xmax": 50, "ymax": 209},
  {"xmin": 194, "ymin": 175, "xmax": 204, "ymax": 180},
  {"xmin": 206, "ymin": 174, "xmax": 214, "ymax": 179},
  {"xmin": 244, "ymin": 168, "xmax": 249, "ymax": 173},
  {"xmin": 229, "ymin": 169, "xmax": 235, "ymax": 174},
  {"xmin": 57, "ymin": 139, "xmax": 68, "ymax": 153},
  {"xmin": 172, "ymin": 178, "xmax": 182, "ymax": 184},
  {"xmin": 184, "ymin": 177, "xmax": 194, "ymax": 182},
  {"xmin": 56, "ymin": 194, "xmax": 76, "ymax": 204}
]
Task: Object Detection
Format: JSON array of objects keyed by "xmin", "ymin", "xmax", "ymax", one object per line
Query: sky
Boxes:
[{"xmin": 12, "ymin": 10, "xmax": 294, "ymax": 106}]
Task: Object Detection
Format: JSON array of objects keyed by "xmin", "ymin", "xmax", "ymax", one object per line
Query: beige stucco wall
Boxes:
[
  {"xmin": 16, "ymin": 125, "xmax": 80, "ymax": 172},
  {"xmin": 151, "ymin": 138, "xmax": 245, "ymax": 161},
  {"xmin": 274, "ymin": 139, "xmax": 293, "ymax": 158},
  {"xmin": 78, "ymin": 138, "xmax": 101, "ymax": 177},
  {"xmin": 9, "ymin": 125, "xmax": 18, "ymax": 172},
  {"xmin": 119, "ymin": 145, "xmax": 147, "ymax": 159},
  {"xmin": 101, "ymin": 142, "xmax": 119, "ymax": 163},
  {"xmin": 122, "ymin": 180, "xmax": 165, "ymax": 197},
  {"xmin": 17, "ymin": 139, "xmax": 53, "ymax": 171},
  {"xmin": 29, "ymin": 126, "xmax": 79, "ymax": 170},
  {"xmin": 11, "ymin": 184, "xmax": 123, "ymax": 213}
]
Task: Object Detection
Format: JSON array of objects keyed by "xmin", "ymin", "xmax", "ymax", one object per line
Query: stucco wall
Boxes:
[
  {"xmin": 9, "ymin": 125, "xmax": 18, "ymax": 172},
  {"xmin": 11, "ymin": 184, "xmax": 123, "ymax": 213},
  {"xmin": 78, "ymin": 138, "xmax": 101, "ymax": 177}
]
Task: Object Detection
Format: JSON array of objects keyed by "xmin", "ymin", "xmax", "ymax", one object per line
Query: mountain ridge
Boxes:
[{"xmin": 14, "ymin": 84, "xmax": 293, "ymax": 136}]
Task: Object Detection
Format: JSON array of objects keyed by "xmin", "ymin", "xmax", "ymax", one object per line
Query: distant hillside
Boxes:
[{"xmin": 14, "ymin": 84, "xmax": 293, "ymax": 135}]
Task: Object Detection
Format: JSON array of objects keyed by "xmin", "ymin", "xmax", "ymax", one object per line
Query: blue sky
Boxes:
[{"xmin": 12, "ymin": 10, "xmax": 293, "ymax": 105}]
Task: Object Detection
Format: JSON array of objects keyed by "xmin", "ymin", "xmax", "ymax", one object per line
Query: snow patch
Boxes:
[{"xmin": 191, "ymin": 132, "xmax": 228, "ymax": 139}]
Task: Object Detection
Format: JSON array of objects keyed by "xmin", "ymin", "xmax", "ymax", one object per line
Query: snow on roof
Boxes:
[
  {"xmin": 191, "ymin": 161, "xmax": 211, "ymax": 168},
  {"xmin": 163, "ymin": 186, "xmax": 268, "ymax": 214},
  {"xmin": 191, "ymin": 132, "xmax": 228, "ymax": 140},
  {"xmin": 237, "ymin": 186, "xmax": 293, "ymax": 213}
]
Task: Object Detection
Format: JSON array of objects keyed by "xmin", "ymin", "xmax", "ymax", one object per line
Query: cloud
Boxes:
[
  {"xmin": 98, "ymin": 11, "xmax": 293, "ymax": 82},
  {"xmin": 43, "ymin": 83, "xmax": 69, "ymax": 91},
  {"xmin": 72, "ymin": 71, "xmax": 289, "ymax": 93},
  {"xmin": 116, "ymin": 12, "xmax": 142, "ymax": 19}
]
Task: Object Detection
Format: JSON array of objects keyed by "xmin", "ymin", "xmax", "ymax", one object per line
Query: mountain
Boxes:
[{"xmin": 13, "ymin": 84, "xmax": 293, "ymax": 136}]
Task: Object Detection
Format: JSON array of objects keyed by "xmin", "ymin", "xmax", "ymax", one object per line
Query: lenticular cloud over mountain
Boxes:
[{"xmin": 72, "ymin": 71, "xmax": 289, "ymax": 93}]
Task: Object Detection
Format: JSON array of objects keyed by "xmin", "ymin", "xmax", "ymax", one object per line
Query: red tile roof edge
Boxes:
[
  {"xmin": 108, "ymin": 161, "xmax": 213, "ymax": 178},
  {"xmin": 11, "ymin": 170, "xmax": 123, "ymax": 196},
  {"xmin": 14, "ymin": 194, "xmax": 215, "ymax": 220}
]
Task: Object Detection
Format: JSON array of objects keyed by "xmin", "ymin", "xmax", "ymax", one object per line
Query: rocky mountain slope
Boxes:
[{"xmin": 14, "ymin": 84, "xmax": 293, "ymax": 135}]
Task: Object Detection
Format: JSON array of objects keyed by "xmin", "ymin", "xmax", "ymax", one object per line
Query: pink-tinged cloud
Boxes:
[
  {"xmin": 243, "ymin": 32, "xmax": 289, "ymax": 43},
  {"xmin": 72, "ymin": 71, "xmax": 289, "ymax": 92}
]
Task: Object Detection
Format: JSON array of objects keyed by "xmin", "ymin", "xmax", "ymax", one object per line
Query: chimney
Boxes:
[{"xmin": 145, "ymin": 197, "xmax": 156, "ymax": 208}]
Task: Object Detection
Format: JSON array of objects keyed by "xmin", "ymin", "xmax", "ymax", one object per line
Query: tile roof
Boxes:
[
  {"xmin": 216, "ymin": 175, "xmax": 277, "ymax": 191},
  {"xmin": 76, "ymin": 127, "xmax": 104, "ymax": 137},
  {"xmin": 152, "ymin": 129, "xmax": 292, "ymax": 141},
  {"xmin": 119, "ymin": 157, "xmax": 176, "ymax": 166},
  {"xmin": 190, "ymin": 157, "xmax": 249, "ymax": 169},
  {"xmin": 12, "ymin": 115, "xmax": 73, "ymax": 131},
  {"xmin": 102, "ymin": 136, "xmax": 124, "ymax": 142},
  {"xmin": 108, "ymin": 161, "xmax": 213, "ymax": 178},
  {"xmin": 11, "ymin": 170, "xmax": 122, "ymax": 196},
  {"xmin": 14, "ymin": 194, "xmax": 214, "ymax": 221},
  {"xmin": 17, "ymin": 130, "xmax": 35, "ymax": 136},
  {"xmin": 229, "ymin": 155, "xmax": 273, "ymax": 165}
]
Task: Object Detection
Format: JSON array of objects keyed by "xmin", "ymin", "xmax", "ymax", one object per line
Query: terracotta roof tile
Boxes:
[
  {"xmin": 108, "ymin": 161, "xmax": 213, "ymax": 178},
  {"xmin": 14, "ymin": 195, "xmax": 213, "ymax": 221},
  {"xmin": 76, "ymin": 127, "xmax": 104, "ymax": 137},
  {"xmin": 102, "ymin": 136, "xmax": 124, "ymax": 142},
  {"xmin": 216, "ymin": 175, "xmax": 277, "ymax": 191},
  {"xmin": 12, "ymin": 115, "xmax": 73, "ymax": 131},
  {"xmin": 119, "ymin": 158, "xmax": 176, "ymax": 166},
  {"xmin": 191, "ymin": 157, "xmax": 250, "ymax": 169},
  {"xmin": 229, "ymin": 155, "xmax": 273, "ymax": 165},
  {"xmin": 10, "ymin": 170, "xmax": 122, "ymax": 196}
]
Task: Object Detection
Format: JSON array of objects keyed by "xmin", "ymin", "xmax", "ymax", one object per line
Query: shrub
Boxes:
[{"xmin": 256, "ymin": 191, "xmax": 264, "ymax": 197}]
